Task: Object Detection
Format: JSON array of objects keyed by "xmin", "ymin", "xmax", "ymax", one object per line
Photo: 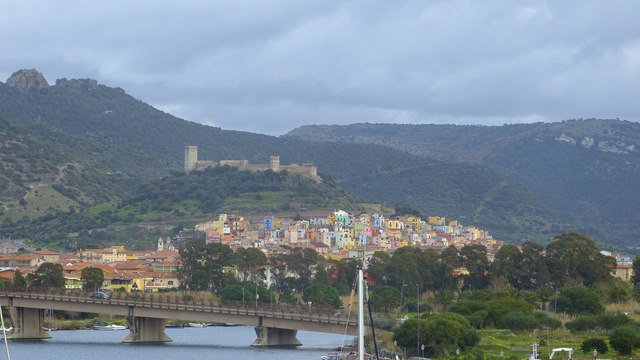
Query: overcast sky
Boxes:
[{"xmin": 1, "ymin": 1, "xmax": 639, "ymax": 135}]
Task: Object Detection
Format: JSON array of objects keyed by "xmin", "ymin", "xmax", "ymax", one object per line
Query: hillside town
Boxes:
[
  {"xmin": 196, "ymin": 211, "xmax": 501, "ymax": 261},
  {"xmin": 0, "ymin": 210, "xmax": 634, "ymax": 292}
]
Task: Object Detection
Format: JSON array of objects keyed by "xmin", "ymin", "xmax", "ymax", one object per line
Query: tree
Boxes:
[
  {"xmin": 546, "ymin": 233, "xmax": 614, "ymax": 287},
  {"xmin": 433, "ymin": 289, "xmax": 456, "ymax": 311},
  {"xmin": 609, "ymin": 326, "xmax": 640, "ymax": 355},
  {"xmin": 370, "ymin": 286, "xmax": 401, "ymax": 314},
  {"xmin": 177, "ymin": 240, "xmax": 233, "ymax": 291},
  {"xmin": 331, "ymin": 258, "xmax": 359, "ymax": 295},
  {"xmin": 29, "ymin": 262, "xmax": 65, "ymax": 288},
  {"xmin": 519, "ymin": 242, "xmax": 549, "ymax": 289},
  {"xmin": 440, "ymin": 246, "xmax": 460, "ymax": 289},
  {"xmin": 13, "ymin": 269, "xmax": 26, "ymax": 287},
  {"xmin": 460, "ymin": 244, "xmax": 490, "ymax": 290},
  {"xmin": 234, "ymin": 247, "xmax": 267, "ymax": 282},
  {"xmin": 313, "ymin": 266, "xmax": 331, "ymax": 286},
  {"xmin": 221, "ymin": 282, "xmax": 269, "ymax": 303},
  {"xmin": 419, "ymin": 249, "xmax": 443, "ymax": 291},
  {"xmin": 535, "ymin": 286, "xmax": 554, "ymax": 311},
  {"xmin": 497, "ymin": 241, "xmax": 550, "ymax": 290},
  {"xmin": 602, "ymin": 278, "xmax": 632, "ymax": 304},
  {"xmin": 367, "ymin": 251, "xmax": 391, "ymax": 286},
  {"xmin": 387, "ymin": 247, "xmax": 422, "ymax": 294},
  {"xmin": 303, "ymin": 282, "xmax": 342, "ymax": 309},
  {"xmin": 556, "ymin": 286, "xmax": 604, "ymax": 316},
  {"xmin": 581, "ymin": 338, "xmax": 608, "ymax": 354},
  {"xmin": 270, "ymin": 247, "xmax": 319, "ymax": 294},
  {"xmin": 393, "ymin": 313, "xmax": 480, "ymax": 358},
  {"xmin": 81, "ymin": 266, "xmax": 105, "ymax": 292},
  {"xmin": 485, "ymin": 297, "xmax": 534, "ymax": 328},
  {"xmin": 491, "ymin": 244, "xmax": 520, "ymax": 288},
  {"xmin": 632, "ymin": 256, "xmax": 640, "ymax": 285}
]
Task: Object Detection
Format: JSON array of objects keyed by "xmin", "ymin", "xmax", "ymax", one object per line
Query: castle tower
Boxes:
[
  {"xmin": 185, "ymin": 146, "xmax": 198, "ymax": 173},
  {"xmin": 270, "ymin": 155, "xmax": 280, "ymax": 172}
]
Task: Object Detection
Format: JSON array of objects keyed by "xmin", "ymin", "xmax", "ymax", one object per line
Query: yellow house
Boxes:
[
  {"xmin": 127, "ymin": 251, "xmax": 145, "ymax": 261},
  {"xmin": 64, "ymin": 274, "xmax": 82, "ymax": 290},
  {"xmin": 386, "ymin": 219, "xmax": 404, "ymax": 230},
  {"xmin": 613, "ymin": 264, "xmax": 634, "ymax": 282},
  {"xmin": 143, "ymin": 272, "xmax": 179, "ymax": 292},
  {"xmin": 108, "ymin": 273, "xmax": 149, "ymax": 292},
  {"xmin": 406, "ymin": 217, "xmax": 423, "ymax": 232},
  {"xmin": 101, "ymin": 246, "xmax": 128, "ymax": 263},
  {"xmin": 428, "ymin": 217, "xmax": 446, "ymax": 226},
  {"xmin": 27, "ymin": 249, "xmax": 60, "ymax": 263}
]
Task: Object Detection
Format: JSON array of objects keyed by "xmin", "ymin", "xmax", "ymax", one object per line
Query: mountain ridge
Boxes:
[
  {"xmin": 285, "ymin": 120, "xmax": 640, "ymax": 245},
  {"xmin": 0, "ymin": 69, "xmax": 580, "ymax": 244}
]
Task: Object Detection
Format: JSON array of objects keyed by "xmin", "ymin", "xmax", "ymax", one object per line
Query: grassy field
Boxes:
[
  {"xmin": 476, "ymin": 328, "xmax": 635, "ymax": 360},
  {"xmin": 6, "ymin": 184, "xmax": 79, "ymax": 220}
]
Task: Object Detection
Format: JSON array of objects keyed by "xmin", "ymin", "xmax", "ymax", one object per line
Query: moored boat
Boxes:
[
  {"xmin": 94, "ymin": 324, "xmax": 127, "ymax": 331},
  {"xmin": 188, "ymin": 322, "xmax": 207, "ymax": 328}
]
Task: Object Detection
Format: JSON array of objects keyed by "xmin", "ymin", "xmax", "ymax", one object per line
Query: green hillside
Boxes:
[
  {"xmin": 0, "ymin": 117, "xmax": 167, "ymax": 221},
  {"xmin": 286, "ymin": 120, "xmax": 640, "ymax": 246},
  {"xmin": 0, "ymin": 69, "xmax": 576, "ymax": 244},
  {"xmin": 110, "ymin": 166, "xmax": 362, "ymax": 220},
  {"xmin": 0, "ymin": 166, "xmax": 362, "ymax": 248}
]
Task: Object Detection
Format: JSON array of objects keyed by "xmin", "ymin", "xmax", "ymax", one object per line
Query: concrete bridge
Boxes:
[{"xmin": 0, "ymin": 288, "xmax": 357, "ymax": 346}]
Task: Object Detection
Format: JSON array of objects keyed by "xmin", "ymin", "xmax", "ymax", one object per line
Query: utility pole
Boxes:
[{"xmin": 416, "ymin": 283, "xmax": 420, "ymax": 357}]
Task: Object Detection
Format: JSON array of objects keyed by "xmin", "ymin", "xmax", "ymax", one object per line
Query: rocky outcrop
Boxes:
[
  {"xmin": 6, "ymin": 69, "xmax": 49, "ymax": 92},
  {"xmin": 55, "ymin": 78, "xmax": 99, "ymax": 91}
]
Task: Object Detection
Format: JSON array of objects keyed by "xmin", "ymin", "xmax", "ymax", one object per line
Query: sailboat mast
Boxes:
[{"xmin": 358, "ymin": 268, "xmax": 365, "ymax": 360}]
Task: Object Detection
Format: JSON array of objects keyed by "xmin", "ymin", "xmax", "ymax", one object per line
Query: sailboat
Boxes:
[
  {"xmin": 0, "ymin": 304, "xmax": 11, "ymax": 359},
  {"xmin": 322, "ymin": 268, "xmax": 379, "ymax": 360}
]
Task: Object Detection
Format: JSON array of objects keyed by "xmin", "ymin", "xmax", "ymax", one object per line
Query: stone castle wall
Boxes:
[{"xmin": 184, "ymin": 146, "xmax": 320, "ymax": 181}]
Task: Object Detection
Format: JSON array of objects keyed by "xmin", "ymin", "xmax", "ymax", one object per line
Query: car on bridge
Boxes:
[{"xmin": 89, "ymin": 291, "xmax": 110, "ymax": 300}]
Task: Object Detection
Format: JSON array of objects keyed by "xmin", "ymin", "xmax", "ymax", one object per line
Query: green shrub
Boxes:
[
  {"xmin": 580, "ymin": 338, "xmax": 608, "ymax": 354},
  {"xmin": 609, "ymin": 326, "xmax": 640, "ymax": 355}
]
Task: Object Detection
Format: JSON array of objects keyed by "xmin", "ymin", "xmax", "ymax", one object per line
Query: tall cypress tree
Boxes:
[{"xmin": 631, "ymin": 256, "xmax": 640, "ymax": 285}]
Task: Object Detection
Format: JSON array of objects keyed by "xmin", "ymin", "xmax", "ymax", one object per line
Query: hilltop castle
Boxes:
[{"xmin": 184, "ymin": 146, "xmax": 320, "ymax": 181}]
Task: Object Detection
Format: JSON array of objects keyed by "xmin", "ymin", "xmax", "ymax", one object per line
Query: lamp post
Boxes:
[
  {"xmin": 416, "ymin": 283, "xmax": 420, "ymax": 357},
  {"xmin": 396, "ymin": 281, "xmax": 408, "ymax": 320},
  {"xmin": 242, "ymin": 287, "xmax": 245, "ymax": 304},
  {"xmin": 255, "ymin": 283, "xmax": 259, "ymax": 309}
]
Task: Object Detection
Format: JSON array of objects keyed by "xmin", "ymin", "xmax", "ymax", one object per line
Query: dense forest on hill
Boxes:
[
  {"xmin": 286, "ymin": 121, "xmax": 640, "ymax": 246},
  {"xmin": 0, "ymin": 117, "xmax": 167, "ymax": 220},
  {"xmin": 0, "ymin": 71, "xmax": 578, "ymax": 244},
  {"xmin": 0, "ymin": 166, "xmax": 362, "ymax": 248}
]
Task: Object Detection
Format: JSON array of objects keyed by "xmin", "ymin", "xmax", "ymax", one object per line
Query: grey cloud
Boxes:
[{"xmin": 1, "ymin": 0, "xmax": 639, "ymax": 135}]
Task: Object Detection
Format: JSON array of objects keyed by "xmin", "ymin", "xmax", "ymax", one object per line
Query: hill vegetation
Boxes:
[
  {"xmin": 286, "ymin": 120, "xmax": 640, "ymax": 246},
  {"xmin": 0, "ymin": 117, "xmax": 167, "ymax": 221},
  {"xmin": 0, "ymin": 70, "xmax": 578, "ymax": 244},
  {"xmin": 0, "ymin": 165, "xmax": 362, "ymax": 248}
]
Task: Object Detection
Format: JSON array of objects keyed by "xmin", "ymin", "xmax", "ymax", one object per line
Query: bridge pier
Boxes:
[
  {"xmin": 252, "ymin": 325, "xmax": 302, "ymax": 347},
  {"xmin": 122, "ymin": 317, "xmax": 172, "ymax": 343},
  {"xmin": 6, "ymin": 307, "xmax": 51, "ymax": 340}
]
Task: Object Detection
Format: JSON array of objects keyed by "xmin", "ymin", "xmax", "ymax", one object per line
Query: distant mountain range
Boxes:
[
  {"xmin": 286, "ymin": 121, "xmax": 640, "ymax": 246},
  {"xmin": 0, "ymin": 69, "xmax": 591, "ymax": 246}
]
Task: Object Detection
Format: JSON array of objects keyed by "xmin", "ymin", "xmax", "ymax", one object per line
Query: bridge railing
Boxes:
[{"xmin": 0, "ymin": 287, "xmax": 356, "ymax": 326}]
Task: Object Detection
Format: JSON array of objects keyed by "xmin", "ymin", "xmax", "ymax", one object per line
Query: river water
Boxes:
[{"xmin": 2, "ymin": 326, "xmax": 349, "ymax": 360}]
